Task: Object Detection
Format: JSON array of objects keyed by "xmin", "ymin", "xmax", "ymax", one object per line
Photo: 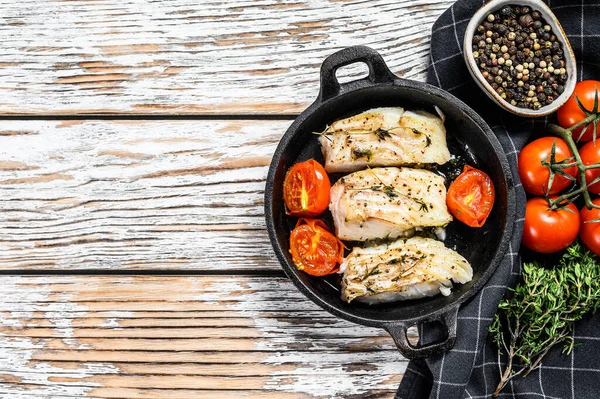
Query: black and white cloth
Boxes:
[{"xmin": 396, "ymin": 1, "xmax": 600, "ymax": 398}]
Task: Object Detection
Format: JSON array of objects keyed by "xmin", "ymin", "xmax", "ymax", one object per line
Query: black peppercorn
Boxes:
[
  {"xmin": 519, "ymin": 14, "xmax": 533, "ymax": 27},
  {"xmin": 501, "ymin": 71, "xmax": 509, "ymax": 79},
  {"xmin": 514, "ymin": 6, "xmax": 521, "ymax": 14},
  {"xmin": 533, "ymin": 20, "xmax": 542, "ymax": 29},
  {"xmin": 483, "ymin": 21, "xmax": 493, "ymax": 30},
  {"xmin": 501, "ymin": 6, "xmax": 514, "ymax": 18},
  {"xmin": 498, "ymin": 24, "xmax": 507, "ymax": 34},
  {"xmin": 521, "ymin": 6, "xmax": 531, "ymax": 14},
  {"xmin": 559, "ymin": 74, "xmax": 568, "ymax": 84},
  {"xmin": 532, "ymin": 10, "xmax": 541, "ymax": 20}
]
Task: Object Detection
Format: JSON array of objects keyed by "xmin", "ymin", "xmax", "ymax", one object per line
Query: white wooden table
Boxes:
[{"xmin": 0, "ymin": 1, "xmax": 454, "ymax": 397}]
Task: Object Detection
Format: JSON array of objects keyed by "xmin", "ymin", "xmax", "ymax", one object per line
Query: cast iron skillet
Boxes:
[{"xmin": 264, "ymin": 46, "xmax": 516, "ymax": 359}]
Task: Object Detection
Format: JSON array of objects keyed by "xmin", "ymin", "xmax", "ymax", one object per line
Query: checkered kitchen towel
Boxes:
[{"xmin": 396, "ymin": 1, "xmax": 600, "ymax": 398}]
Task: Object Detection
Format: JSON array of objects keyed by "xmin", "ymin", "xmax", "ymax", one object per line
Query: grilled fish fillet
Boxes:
[
  {"xmin": 340, "ymin": 236, "xmax": 472, "ymax": 304},
  {"xmin": 329, "ymin": 167, "xmax": 452, "ymax": 241},
  {"xmin": 318, "ymin": 107, "xmax": 451, "ymax": 173}
]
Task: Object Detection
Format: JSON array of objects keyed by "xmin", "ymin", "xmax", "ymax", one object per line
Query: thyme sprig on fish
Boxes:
[
  {"xmin": 352, "ymin": 148, "xmax": 374, "ymax": 161},
  {"xmin": 361, "ymin": 265, "xmax": 382, "ymax": 281},
  {"xmin": 413, "ymin": 198, "xmax": 430, "ymax": 213},
  {"xmin": 313, "ymin": 126, "xmax": 431, "ymax": 146},
  {"xmin": 489, "ymin": 242, "xmax": 600, "ymax": 396},
  {"xmin": 346, "ymin": 167, "xmax": 431, "ymax": 212}
]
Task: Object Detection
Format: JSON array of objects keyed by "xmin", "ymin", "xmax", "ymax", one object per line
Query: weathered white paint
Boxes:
[
  {"xmin": 0, "ymin": 276, "xmax": 410, "ymax": 397},
  {"xmin": 0, "ymin": 0, "xmax": 453, "ymax": 114},
  {"xmin": 0, "ymin": 119, "xmax": 286, "ymax": 270}
]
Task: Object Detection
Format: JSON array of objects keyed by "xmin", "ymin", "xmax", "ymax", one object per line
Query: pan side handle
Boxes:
[
  {"xmin": 383, "ymin": 305, "xmax": 459, "ymax": 359},
  {"xmin": 318, "ymin": 46, "xmax": 397, "ymax": 102}
]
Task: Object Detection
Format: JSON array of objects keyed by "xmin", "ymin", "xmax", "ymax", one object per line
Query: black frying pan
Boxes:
[{"xmin": 264, "ymin": 46, "xmax": 516, "ymax": 359}]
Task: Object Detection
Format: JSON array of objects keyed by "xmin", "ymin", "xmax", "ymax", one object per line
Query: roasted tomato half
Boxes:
[
  {"xmin": 446, "ymin": 165, "xmax": 495, "ymax": 227},
  {"xmin": 289, "ymin": 219, "xmax": 344, "ymax": 276},
  {"xmin": 283, "ymin": 159, "xmax": 330, "ymax": 217}
]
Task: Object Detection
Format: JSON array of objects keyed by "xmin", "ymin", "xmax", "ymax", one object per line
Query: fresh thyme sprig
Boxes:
[
  {"xmin": 546, "ymin": 87, "xmax": 600, "ymax": 213},
  {"xmin": 490, "ymin": 242, "xmax": 600, "ymax": 396}
]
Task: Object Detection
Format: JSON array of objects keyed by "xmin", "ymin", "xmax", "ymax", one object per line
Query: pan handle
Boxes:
[
  {"xmin": 318, "ymin": 46, "xmax": 397, "ymax": 102},
  {"xmin": 383, "ymin": 305, "xmax": 459, "ymax": 359}
]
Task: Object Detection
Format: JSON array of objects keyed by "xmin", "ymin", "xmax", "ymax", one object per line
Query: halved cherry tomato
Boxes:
[
  {"xmin": 557, "ymin": 80, "xmax": 600, "ymax": 142},
  {"xmin": 522, "ymin": 197, "xmax": 580, "ymax": 254},
  {"xmin": 580, "ymin": 199, "xmax": 600, "ymax": 256},
  {"xmin": 289, "ymin": 219, "xmax": 344, "ymax": 276},
  {"xmin": 578, "ymin": 141, "xmax": 600, "ymax": 194},
  {"xmin": 518, "ymin": 137, "xmax": 577, "ymax": 195},
  {"xmin": 283, "ymin": 159, "xmax": 330, "ymax": 217},
  {"xmin": 446, "ymin": 165, "xmax": 495, "ymax": 227}
]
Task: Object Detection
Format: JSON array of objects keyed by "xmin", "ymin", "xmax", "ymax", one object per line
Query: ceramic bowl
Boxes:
[{"xmin": 463, "ymin": 0, "xmax": 577, "ymax": 117}]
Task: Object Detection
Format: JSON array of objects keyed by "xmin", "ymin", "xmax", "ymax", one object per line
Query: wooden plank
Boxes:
[
  {"xmin": 0, "ymin": 119, "xmax": 288, "ymax": 271},
  {"xmin": 0, "ymin": 0, "xmax": 453, "ymax": 115},
  {"xmin": 0, "ymin": 276, "xmax": 412, "ymax": 398}
]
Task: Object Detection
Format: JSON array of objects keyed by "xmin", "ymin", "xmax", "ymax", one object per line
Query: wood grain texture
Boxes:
[
  {"xmin": 0, "ymin": 275, "xmax": 414, "ymax": 398},
  {"xmin": 0, "ymin": 119, "xmax": 286, "ymax": 270},
  {"xmin": 0, "ymin": 0, "xmax": 453, "ymax": 115}
]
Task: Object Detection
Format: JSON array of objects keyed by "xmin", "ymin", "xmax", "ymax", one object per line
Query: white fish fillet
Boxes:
[
  {"xmin": 340, "ymin": 236, "xmax": 473, "ymax": 304},
  {"xmin": 329, "ymin": 167, "xmax": 452, "ymax": 241},
  {"xmin": 318, "ymin": 107, "xmax": 451, "ymax": 173}
]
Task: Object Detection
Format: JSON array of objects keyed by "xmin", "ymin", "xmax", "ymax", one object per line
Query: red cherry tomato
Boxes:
[
  {"xmin": 446, "ymin": 165, "xmax": 495, "ymax": 227},
  {"xmin": 522, "ymin": 197, "xmax": 580, "ymax": 254},
  {"xmin": 283, "ymin": 159, "xmax": 330, "ymax": 217},
  {"xmin": 557, "ymin": 80, "xmax": 600, "ymax": 142},
  {"xmin": 518, "ymin": 137, "xmax": 577, "ymax": 195},
  {"xmin": 289, "ymin": 219, "xmax": 344, "ymax": 276},
  {"xmin": 580, "ymin": 200, "xmax": 600, "ymax": 256},
  {"xmin": 578, "ymin": 141, "xmax": 600, "ymax": 194}
]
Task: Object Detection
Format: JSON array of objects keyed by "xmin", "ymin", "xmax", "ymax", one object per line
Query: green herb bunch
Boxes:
[{"xmin": 490, "ymin": 242, "xmax": 600, "ymax": 396}]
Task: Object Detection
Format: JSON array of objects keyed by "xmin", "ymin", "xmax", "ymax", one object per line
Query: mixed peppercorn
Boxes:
[{"xmin": 472, "ymin": 5, "xmax": 568, "ymax": 110}]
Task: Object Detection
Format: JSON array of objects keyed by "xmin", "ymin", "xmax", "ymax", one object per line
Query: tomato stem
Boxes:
[{"xmin": 548, "ymin": 115, "xmax": 600, "ymax": 211}]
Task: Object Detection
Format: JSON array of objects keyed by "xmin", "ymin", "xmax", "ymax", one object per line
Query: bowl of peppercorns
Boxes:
[{"xmin": 464, "ymin": 1, "xmax": 576, "ymax": 117}]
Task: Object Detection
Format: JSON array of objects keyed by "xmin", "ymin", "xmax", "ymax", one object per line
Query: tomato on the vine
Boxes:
[
  {"xmin": 283, "ymin": 159, "xmax": 330, "ymax": 217},
  {"xmin": 557, "ymin": 80, "xmax": 600, "ymax": 142},
  {"xmin": 289, "ymin": 218, "xmax": 344, "ymax": 276},
  {"xmin": 518, "ymin": 137, "xmax": 577, "ymax": 195},
  {"xmin": 578, "ymin": 141, "xmax": 600, "ymax": 194},
  {"xmin": 580, "ymin": 199, "xmax": 600, "ymax": 257},
  {"xmin": 446, "ymin": 165, "xmax": 495, "ymax": 227},
  {"xmin": 522, "ymin": 197, "xmax": 580, "ymax": 254}
]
